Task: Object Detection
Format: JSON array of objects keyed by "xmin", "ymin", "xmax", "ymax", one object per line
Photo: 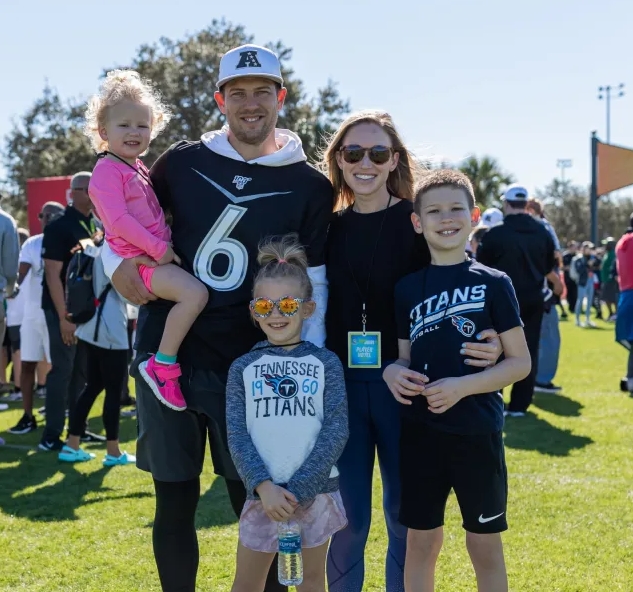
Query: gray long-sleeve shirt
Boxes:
[
  {"xmin": 226, "ymin": 341, "xmax": 348, "ymax": 504},
  {"xmin": 0, "ymin": 209, "xmax": 19, "ymax": 293}
]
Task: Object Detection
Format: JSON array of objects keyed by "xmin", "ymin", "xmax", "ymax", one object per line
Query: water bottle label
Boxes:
[{"xmin": 278, "ymin": 534, "xmax": 301, "ymax": 554}]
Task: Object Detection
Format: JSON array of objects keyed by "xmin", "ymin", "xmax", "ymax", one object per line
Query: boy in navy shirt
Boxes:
[{"xmin": 383, "ymin": 170, "xmax": 530, "ymax": 592}]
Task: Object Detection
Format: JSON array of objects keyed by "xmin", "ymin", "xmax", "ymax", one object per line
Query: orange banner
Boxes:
[{"xmin": 597, "ymin": 141, "xmax": 633, "ymax": 195}]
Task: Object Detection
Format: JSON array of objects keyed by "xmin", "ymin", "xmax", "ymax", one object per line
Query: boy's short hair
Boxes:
[{"xmin": 414, "ymin": 169, "xmax": 476, "ymax": 212}]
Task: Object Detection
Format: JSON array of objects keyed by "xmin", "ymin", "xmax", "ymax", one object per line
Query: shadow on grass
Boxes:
[
  {"xmin": 503, "ymin": 413, "xmax": 593, "ymax": 456},
  {"xmin": 0, "ymin": 416, "xmax": 151, "ymax": 522},
  {"xmin": 196, "ymin": 477, "xmax": 239, "ymax": 529},
  {"xmin": 531, "ymin": 392, "xmax": 583, "ymax": 417}
]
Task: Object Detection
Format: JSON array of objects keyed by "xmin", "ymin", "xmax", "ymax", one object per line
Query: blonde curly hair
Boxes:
[{"xmin": 84, "ymin": 69, "xmax": 172, "ymax": 153}]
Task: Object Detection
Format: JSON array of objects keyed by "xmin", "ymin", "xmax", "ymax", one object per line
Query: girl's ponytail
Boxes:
[{"xmin": 254, "ymin": 234, "xmax": 313, "ymax": 298}]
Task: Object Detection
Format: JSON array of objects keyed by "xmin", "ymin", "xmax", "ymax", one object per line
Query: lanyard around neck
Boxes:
[
  {"xmin": 344, "ymin": 194, "xmax": 393, "ymax": 334},
  {"xmin": 78, "ymin": 218, "xmax": 96, "ymax": 237}
]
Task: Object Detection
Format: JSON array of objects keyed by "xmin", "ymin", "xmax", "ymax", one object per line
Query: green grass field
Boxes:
[{"xmin": 1, "ymin": 316, "xmax": 632, "ymax": 591}]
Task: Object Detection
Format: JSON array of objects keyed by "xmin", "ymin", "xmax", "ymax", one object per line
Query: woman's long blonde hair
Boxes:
[{"xmin": 321, "ymin": 110, "xmax": 419, "ymax": 211}]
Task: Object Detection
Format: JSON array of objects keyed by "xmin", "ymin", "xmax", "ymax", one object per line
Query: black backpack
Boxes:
[{"xmin": 65, "ymin": 249, "xmax": 111, "ymax": 340}]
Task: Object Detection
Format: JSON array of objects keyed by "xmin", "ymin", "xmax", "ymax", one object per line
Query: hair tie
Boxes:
[{"xmin": 278, "ymin": 259, "xmax": 287, "ymax": 264}]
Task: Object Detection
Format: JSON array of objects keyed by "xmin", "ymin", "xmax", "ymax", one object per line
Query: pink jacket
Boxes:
[{"xmin": 88, "ymin": 157, "xmax": 170, "ymax": 261}]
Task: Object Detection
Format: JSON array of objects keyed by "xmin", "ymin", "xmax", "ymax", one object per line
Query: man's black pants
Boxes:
[{"xmin": 508, "ymin": 302, "xmax": 544, "ymax": 413}]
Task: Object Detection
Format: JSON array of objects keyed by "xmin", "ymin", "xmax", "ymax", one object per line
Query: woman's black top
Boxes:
[{"xmin": 325, "ymin": 199, "xmax": 431, "ymax": 378}]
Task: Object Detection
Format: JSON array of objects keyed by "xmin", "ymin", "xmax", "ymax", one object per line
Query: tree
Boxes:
[
  {"xmin": 1, "ymin": 20, "xmax": 349, "ymax": 221},
  {"xmin": 1, "ymin": 86, "xmax": 94, "ymax": 224},
  {"xmin": 458, "ymin": 155, "xmax": 515, "ymax": 208},
  {"xmin": 535, "ymin": 179, "xmax": 633, "ymax": 245}
]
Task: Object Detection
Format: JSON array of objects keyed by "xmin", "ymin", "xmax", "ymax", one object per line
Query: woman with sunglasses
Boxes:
[{"xmin": 322, "ymin": 110, "xmax": 502, "ymax": 592}]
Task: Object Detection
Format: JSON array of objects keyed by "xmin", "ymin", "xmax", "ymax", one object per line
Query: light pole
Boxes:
[
  {"xmin": 556, "ymin": 159, "xmax": 572, "ymax": 183},
  {"xmin": 598, "ymin": 83, "xmax": 625, "ymax": 144}
]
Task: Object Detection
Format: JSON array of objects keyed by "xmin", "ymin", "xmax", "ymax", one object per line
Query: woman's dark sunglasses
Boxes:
[{"xmin": 340, "ymin": 144, "xmax": 393, "ymax": 165}]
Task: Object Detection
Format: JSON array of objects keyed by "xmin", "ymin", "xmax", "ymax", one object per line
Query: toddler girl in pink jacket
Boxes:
[{"xmin": 84, "ymin": 69, "xmax": 208, "ymax": 411}]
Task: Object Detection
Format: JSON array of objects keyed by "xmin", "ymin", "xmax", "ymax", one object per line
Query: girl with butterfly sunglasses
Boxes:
[
  {"xmin": 321, "ymin": 110, "xmax": 503, "ymax": 592},
  {"xmin": 226, "ymin": 234, "xmax": 348, "ymax": 592}
]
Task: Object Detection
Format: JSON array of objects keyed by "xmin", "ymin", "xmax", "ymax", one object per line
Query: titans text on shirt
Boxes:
[{"xmin": 395, "ymin": 260, "xmax": 523, "ymax": 435}]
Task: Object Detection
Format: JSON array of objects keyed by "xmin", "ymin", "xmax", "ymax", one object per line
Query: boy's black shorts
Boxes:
[{"xmin": 399, "ymin": 420, "xmax": 508, "ymax": 534}]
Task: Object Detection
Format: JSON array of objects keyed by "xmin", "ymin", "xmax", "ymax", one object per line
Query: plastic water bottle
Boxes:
[{"xmin": 278, "ymin": 519, "xmax": 303, "ymax": 586}]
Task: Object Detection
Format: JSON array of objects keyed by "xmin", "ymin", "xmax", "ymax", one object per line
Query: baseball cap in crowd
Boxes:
[
  {"xmin": 601, "ymin": 236, "xmax": 616, "ymax": 245},
  {"xmin": 217, "ymin": 44, "xmax": 284, "ymax": 89},
  {"xmin": 481, "ymin": 207, "xmax": 503, "ymax": 227},
  {"xmin": 501, "ymin": 184, "xmax": 529, "ymax": 203}
]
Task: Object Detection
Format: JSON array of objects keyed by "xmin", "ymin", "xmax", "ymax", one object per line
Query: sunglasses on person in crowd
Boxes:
[
  {"xmin": 339, "ymin": 144, "xmax": 394, "ymax": 165},
  {"xmin": 249, "ymin": 296, "xmax": 310, "ymax": 318}
]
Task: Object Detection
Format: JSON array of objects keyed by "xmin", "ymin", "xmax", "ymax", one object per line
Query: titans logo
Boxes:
[
  {"xmin": 263, "ymin": 374, "xmax": 299, "ymax": 399},
  {"xmin": 451, "ymin": 315, "xmax": 476, "ymax": 337}
]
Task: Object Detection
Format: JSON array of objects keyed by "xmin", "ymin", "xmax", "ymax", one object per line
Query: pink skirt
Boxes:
[{"xmin": 239, "ymin": 491, "xmax": 348, "ymax": 553}]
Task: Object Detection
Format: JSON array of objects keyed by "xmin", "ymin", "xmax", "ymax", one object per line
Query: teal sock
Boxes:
[{"xmin": 155, "ymin": 352, "xmax": 177, "ymax": 365}]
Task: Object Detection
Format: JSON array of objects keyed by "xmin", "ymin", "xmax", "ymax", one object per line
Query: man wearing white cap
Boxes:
[
  {"xmin": 101, "ymin": 44, "xmax": 333, "ymax": 592},
  {"xmin": 477, "ymin": 184, "xmax": 557, "ymax": 417}
]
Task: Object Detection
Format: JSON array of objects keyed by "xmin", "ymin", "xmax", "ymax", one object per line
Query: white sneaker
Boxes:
[{"xmin": 504, "ymin": 410, "xmax": 526, "ymax": 418}]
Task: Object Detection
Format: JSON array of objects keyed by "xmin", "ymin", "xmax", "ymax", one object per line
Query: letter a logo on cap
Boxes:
[{"xmin": 236, "ymin": 50, "xmax": 262, "ymax": 69}]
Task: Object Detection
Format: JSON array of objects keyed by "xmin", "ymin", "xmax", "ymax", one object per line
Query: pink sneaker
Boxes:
[{"xmin": 139, "ymin": 355, "xmax": 186, "ymax": 411}]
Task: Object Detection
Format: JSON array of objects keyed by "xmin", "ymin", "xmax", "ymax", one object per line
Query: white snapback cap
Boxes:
[
  {"xmin": 217, "ymin": 44, "xmax": 283, "ymax": 89},
  {"xmin": 481, "ymin": 207, "xmax": 503, "ymax": 227},
  {"xmin": 501, "ymin": 184, "xmax": 529, "ymax": 202}
]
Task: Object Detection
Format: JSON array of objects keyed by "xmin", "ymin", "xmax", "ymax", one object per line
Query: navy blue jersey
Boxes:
[
  {"xmin": 395, "ymin": 259, "xmax": 522, "ymax": 434},
  {"xmin": 136, "ymin": 140, "xmax": 333, "ymax": 374}
]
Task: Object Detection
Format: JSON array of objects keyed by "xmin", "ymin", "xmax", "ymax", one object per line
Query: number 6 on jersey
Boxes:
[{"xmin": 194, "ymin": 205, "xmax": 248, "ymax": 291}]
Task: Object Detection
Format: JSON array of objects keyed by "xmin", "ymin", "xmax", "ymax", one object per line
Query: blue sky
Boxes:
[{"xmin": 1, "ymin": 0, "xmax": 632, "ymax": 195}]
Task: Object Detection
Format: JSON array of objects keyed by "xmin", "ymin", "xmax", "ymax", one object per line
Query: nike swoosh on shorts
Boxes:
[{"xmin": 478, "ymin": 512, "xmax": 505, "ymax": 524}]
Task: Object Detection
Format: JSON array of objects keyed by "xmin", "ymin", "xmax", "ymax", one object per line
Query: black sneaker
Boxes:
[
  {"xmin": 80, "ymin": 431, "xmax": 106, "ymax": 443},
  {"xmin": 534, "ymin": 382, "xmax": 562, "ymax": 394},
  {"xmin": 120, "ymin": 394, "xmax": 136, "ymax": 407},
  {"xmin": 8, "ymin": 413, "xmax": 38, "ymax": 434},
  {"xmin": 620, "ymin": 378, "xmax": 629, "ymax": 393},
  {"xmin": 38, "ymin": 438, "xmax": 65, "ymax": 452}
]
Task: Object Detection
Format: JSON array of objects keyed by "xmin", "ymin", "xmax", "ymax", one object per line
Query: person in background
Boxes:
[
  {"xmin": 615, "ymin": 215, "xmax": 633, "ymax": 396},
  {"xmin": 39, "ymin": 171, "xmax": 104, "ymax": 451},
  {"xmin": 3, "ymin": 228, "xmax": 31, "ymax": 402},
  {"xmin": 469, "ymin": 226, "xmax": 490, "ymax": 260},
  {"xmin": 570, "ymin": 242, "xmax": 596, "ymax": 328},
  {"xmin": 477, "ymin": 184, "xmax": 557, "ymax": 417},
  {"xmin": 561, "ymin": 241, "xmax": 578, "ymax": 316},
  {"xmin": 58, "ymin": 240, "xmax": 136, "ymax": 466},
  {"xmin": 590, "ymin": 246, "xmax": 604, "ymax": 320},
  {"xmin": 526, "ymin": 197, "xmax": 564, "ymax": 394},
  {"xmin": 601, "ymin": 237, "xmax": 618, "ymax": 321},
  {"xmin": 0, "ymin": 197, "xmax": 20, "ymax": 411},
  {"xmin": 8, "ymin": 203, "xmax": 63, "ymax": 435}
]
